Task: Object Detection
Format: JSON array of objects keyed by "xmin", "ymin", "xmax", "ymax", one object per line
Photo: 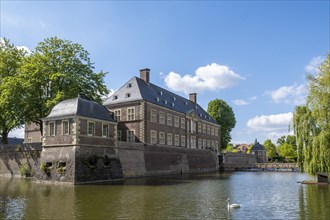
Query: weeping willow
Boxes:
[{"xmin": 293, "ymin": 54, "xmax": 330, "ymax": 175}]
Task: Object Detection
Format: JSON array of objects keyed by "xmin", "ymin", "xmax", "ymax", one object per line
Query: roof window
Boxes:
[
  {"xmin": 173, "ymin": 97, "xmax": 176, "ymax": 101},
  {"xmin": 164, "ymin": 100, "xmax": 167, "ymax": 104},
  {"xmin": 156, "ymin": 97, "xmax": 160, "ymax": 102},
  {"xmin": 127, "ymin": 83, "xmax": 132, "ymax": 88},
  {"xmin": 172, "ymin": 103, "xmax": 175, "ymax": 107},
  {"xmin": 160, "ymin": 91, "xmax": 163, "ymax": 96},
  {"xmin": 125, "ymin": 93, "xmax": 131, "ymax": 98},
  {"xmin": 185, "ymin": 102, "xmax": 188, "ymax": 106},
  {"xmin": 113, "ymin": 95, "xmax": 118, "ymax": 100}
]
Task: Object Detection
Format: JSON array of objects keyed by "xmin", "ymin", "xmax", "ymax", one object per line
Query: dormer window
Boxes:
[
  {"xmin": 160, "ymin": 91, "xmax": 163, "ymax": 96},
  {"xmin": 164, "ymin": 100, "xmax": 167, "ymax": 104},
  {"xmin": 156, "ymin": 97, "xmax": 160, "ymax": 102},
  {"xmin": 173, "ymin": 97, "xmax": 176, "ymax": 101},
  {"xmin": 185, "ymin": 102, "xmax": 188, "ymax": 106},
  {"xmin": 172, "ymin": 103, "xmax": 175, "ymax": 107},
  {"xmin": 113, "ymin": 95, "xmax": 118, "ymax": 100},
  {"xmin": 195, "ymin": 106, "xmax": 197, "ymax": 109},
  {"xmin": 127, "ymin": 83, "xmax": 132, "ymax": 88},
  {"xmin": 125, "ymin": 93, "xmax": 130, "ymax": 98}
]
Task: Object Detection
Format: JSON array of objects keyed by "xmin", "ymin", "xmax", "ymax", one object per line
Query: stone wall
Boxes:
[
  {"xmin": 117, "ymin": 142, "xmax": 218, "ymax": 177},
  {"xmin": 223, "ymin": 152, "xmax": 257, "ymax": 170},
  {"xmin": 0, "ymin": 143, "xmax": 41, "ymax": 177}
]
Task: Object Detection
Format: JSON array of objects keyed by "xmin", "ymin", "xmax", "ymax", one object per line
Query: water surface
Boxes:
[{"xmin": 0, "ymin": 172, "xmax": 329, "ymax": 219}]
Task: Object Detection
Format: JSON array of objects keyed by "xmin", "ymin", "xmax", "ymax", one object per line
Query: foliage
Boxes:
[
  {"xmin": 263, "ymin": 139, "xmax": 277, "ymax": 160},
  {"xmin": 278, "ymin": 143, "xmax": 297, "ymax": 161},
  {"xmin": 0, "ymin": 38, "xmax": 26, "ymax": 144},
  {"xmin": 18, "ymin": 163, "xmax": 32, "ymax": 177},
  {"xmin": 40, "ymin": 162, "xmax": 51, "ymax": 176},
  {"xmin": 293, "ymin": 54, "xmax": 330, "ymax": 174},
  {"xmin": 207, "ymin": 99, "xmax": 236, "ymax": 150},
  {"xmin": 19, "ymin": 36, "xmax": 108, "ymax": 133}
]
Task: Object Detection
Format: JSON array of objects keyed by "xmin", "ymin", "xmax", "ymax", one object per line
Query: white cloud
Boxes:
[
  {"xmin": 247, "ymin": 112, "xmax": 293, "ymax": 132},
  {"xmin": 0, "ymin": 38, "xmax": 31, "ymax": 54},
  {"xmin": 8, "ymin": 126, "xmax": 25, "ymax": 139},
  {"xmin": 164, "ymin": 63, "xmax": 245, "ymax": 94},
  {"xmin": 266, "ymin": 83, "xmax": 306, "ymax": 105},
  {"xmin": 249, "ymin": 96, "xmax": 257, "ymax": 100},
  {"xmin": 233, "ymin": 99, "xmax": 249, "ymax": 106},
  {"xmin": 304, "ymin": 56, "xmax": 325, "ymax": 74}
]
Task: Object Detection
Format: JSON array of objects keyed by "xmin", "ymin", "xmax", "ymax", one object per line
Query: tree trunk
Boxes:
[{"xmin": 1, "ymin": 130, "xmax": 9, "ymax": 144}]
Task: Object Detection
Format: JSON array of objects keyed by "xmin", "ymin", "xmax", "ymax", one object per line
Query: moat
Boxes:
[{"xmin": 1, "ymin": 172, "xmax": 329, "ymax": 219}]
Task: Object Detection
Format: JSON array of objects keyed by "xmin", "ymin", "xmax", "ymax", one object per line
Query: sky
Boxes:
[{"xmin": 1, "ymin": 1, "xmax": 329, "ymax": 145}]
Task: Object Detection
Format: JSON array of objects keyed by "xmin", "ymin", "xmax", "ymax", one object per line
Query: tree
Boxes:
[
  {"xmin": 293, "ymin": 54, "xmax": 330, "ymax": 174},
  {"xmin": 263, "ymin": 139, "xmax": 277, "ymax": 160},
  {"xmin": 0, "ymin": 38, "xmax": 26, "ymax": 144},
  {"xmin": 207, "ymin": 99, "xmax": 236, "ymax": 150},
  {"xmin": 278, "ymin": 143, "xmax": 297, "ymax": 161},
  {"xmin": 277, "ymin": 135, "xmax": 286, "ymax": 146},
  {"xmin": 19, "ymin": 37, "xmax": 108, "ymax": 134}
]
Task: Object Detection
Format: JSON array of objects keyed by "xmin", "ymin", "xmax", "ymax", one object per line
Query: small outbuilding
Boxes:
[
  {"xmin": 250, "ymin": 139, "xmax": 267, "ymax": 163},
  {"xmin": 39, "ymin": 94, "xmax": 123, "ymax": 184}
]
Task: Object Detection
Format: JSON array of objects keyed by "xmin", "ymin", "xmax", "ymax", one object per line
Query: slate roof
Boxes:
[
  {"xmin": 251, "ymin": 140, "xmax": 265, "ymax": 151},
  {"xmin": 0, "ymin": 137, "xmax": 24, "ymax": 145},
  {"xmin": 103, "ymin": 77, "xmax": 217, "ymax": 124},
  {"xmin": 45, "ymin": 96, "xmax": 116, "ymax": 122}
]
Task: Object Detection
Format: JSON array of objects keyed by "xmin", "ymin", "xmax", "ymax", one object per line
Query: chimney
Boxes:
[
  {"xmin": 189, "ymin": 93, "xmax": 197, "ymax": 104},
  {"xmin": 140, "ymin": 68, "xmax": 150, "ymax": 83}
]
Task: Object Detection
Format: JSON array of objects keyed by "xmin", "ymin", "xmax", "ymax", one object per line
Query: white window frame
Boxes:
[
  {"xmin": 174, "ymin": 134, "xmax": 179, "ymax": 146},
  {"xmin": 198, "ymin": 138, "xmax": 202, "ymax": 149},
  {"xmin": 50, "ymin": 121, "xmax": 56, "ymax": 136},
  {"xmin": 167, "ymin": 114, "xmax": 172, "ymax": 126},
  {"xmin": 202, "ymin": 124, "xmax": 206, "ymax": 133},
  {"xmin": 127, "ymin": 130, "xmax": 135, "ymax": 142},
  {"xmin": 62, "ymin": 120, "xmax": 69, "ymax": 135},
  {"xmin": 207, "ymin": 125, "xmax": 210, "ymax": 134},
  {"xmin": 114, "ymin": 109, "xmax": 121, "ymax": 121},
  {"xmin": 151, "ymin": 130, "xmax": 157, "ymax": 144},
  {"xmin": 181, "ymin": 135, "xmax": 185, "ymax": 147},
  {"xmin": 215, "ymin": 128, "xmax": 218, "ymax": 136},
  {"xmin": 88, "ymin": 121, "xmax": 95, "ymax": 136},
  {"xmin": 181, "ymin": 118, "xmax": 185, "ymax": 129},
  {"xmin": 198, "ymin": 122, "xmax": 202, "ymax": 133},
  {"xmin": 151, "ymin": 109, "xmax": 157, "ymax": 122},
  {"xmin": 167, "ymin": 133, "xmax": 173, "ymax": 146},
  {"xmin": 211, "ymin": 126, "xmax": 214, "ymax": 136},
  {"xmin": 174, "ymin": 116, "xmax": 179, "ymax": 127},
  {"xmin": 159, "ymin": 132, "xmax": 165, "ymax": 145},
  {"xmin": 127, "ymin": 108, "xmax": 135, "ymax": 121},
  {"xmin": 102, "ymin": 124, "xmax": 109, "ymax": 138},
  {"xmin": 159, "ymin": 111, "xmax": 165, "ymax": 124}
]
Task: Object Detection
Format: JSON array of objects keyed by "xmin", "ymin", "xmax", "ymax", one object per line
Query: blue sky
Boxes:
[{"xmin": 1, "ymin": 1, "xmax": 329, "ymax": 145}]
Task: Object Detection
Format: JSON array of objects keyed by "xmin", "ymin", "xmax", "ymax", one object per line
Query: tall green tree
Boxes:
[
  {"xmin": 278, "ymin": 143, "xmax": 297, "ymax": 161},
  {"xmin": 263, "ymin": 139, "xmax": 277, "ymax": 160},
  {"xmin": 19, "ymin": 36, "xmax": 108, "ymax": 133},
  {"xmin": 207, "ymin": 99, "xmax": 236, "ymax": 150},
  {"xmin": 0, "ymin": 38, "xmax": 26, "ymax": 144},
  {"xmin": 293, "ymin": 54, "xmax": 330, "ymax": 174}
]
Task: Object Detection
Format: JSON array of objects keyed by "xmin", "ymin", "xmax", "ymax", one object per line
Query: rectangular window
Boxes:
[
  {"xmin": 211, "ymin": 141, "xmax": 215, "ymax": 149},
  {"xmin": 198, "ymin": 138, "xmax": 202, "ymax": 149},
  {"xmin": 207, "ymin": 125, "xmax": 210, "ymax": 134},
  {"xmin": 88, "ymin": 121, "xmax": 95, "ymax": 136},
  {"xmin": 102, "ymin": 124, "xmax": 109, "ymax": 137},
  {"xmin": 215, "ymin": 128, "xmax": 218, "ymax": 136},
  {"xmin": 211, "ymin": 126, "xmax": 214, "ymax": 136},
  {"xmin": 198, "ymin": 122, "xmax": 202, "ymax": 133},
  {"xmin": 167, "ymin": 114, "xmax": 172, "ymax": 126},
  {"xmin": 114, "ymin": 110, "xmax": 121, "ymax": 121},
  {"xmin": 203, "ymin": 139, "xmax": 206, "ymax": 148},
  {"xmin": 215, "ymin": 141, "xmax": 218, "ymax": 149},
  {"xmin": 181, "ymin": 118, "xmax": 185, "ymax": 129},
  {"xmin": 50, "ymin": 122, "xmax": 56, "ymax": 136},
  {"xmin": 174, "ymin": 134, "xmax": 179, "ymax": 146},
  {"xmin": 151, "ymin": 130, "xmax": 157, "ymax": 144},
  {"xmin": 181, "ymin": 135, "xmax": 186, "ymax": 147},
  {"xmin": 127, "ymin": 130, "xmax": 135, "ymax": 142},
  {"xmin": 62, "ymin": 120, "xmax": 69, "ymax": 135},
  {"xmin": 159, "ymin": 132, "xmax": 165, "ymax": 145},
  {"xmin": 28, "ymin": 137, "xmax": 32, "ymax": 143},
  {"xmin": 151, "ymin": 109, "xmax": 157, "ymax": 122},
  {"xmin": 159, "ymin": 111, "xmax": 165, "ymax": 124},
  {"xmin": 117, "ymin": 130, "xmax": 122, "ymax": 141},
  {"xmin": 167, "ymin": 133, "xmax": 173, "ymax": 146},
  {"xmin": 207, "ymin": 140, "xmax": 210, "ymax": 147},
  {"xmin": 174, "ymin": 116, "xmax": 179, "ymax": 127},
  {"xmin": 127, "ymin": 108, "xmax": 135, "ymax": 121},
  {"xmin": 191, "ymin": 136, "xmax": 196, "ymax": 148},
  {"xmin": 202, "ymin": 124, "xmax": 206, "ymax": 133}
]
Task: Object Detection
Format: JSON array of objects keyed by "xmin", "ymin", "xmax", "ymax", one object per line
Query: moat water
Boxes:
[{"xmin": 0, "ymin": 172, "xmax": 329, "ymax": 219}]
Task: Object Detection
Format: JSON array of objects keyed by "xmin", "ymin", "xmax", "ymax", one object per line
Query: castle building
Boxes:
[
  {"xmin": 103, "ymin": 68, "xmax": 220, "ymax": 152},
  {"xmin": 250, "ymin": 139, "xmax": 267, "ymax": 163}
]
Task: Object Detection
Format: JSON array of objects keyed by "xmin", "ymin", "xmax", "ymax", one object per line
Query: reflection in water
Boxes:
[{"xmin": 0, "ymin": 172, "xmax": 329, "ymax": 219}]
